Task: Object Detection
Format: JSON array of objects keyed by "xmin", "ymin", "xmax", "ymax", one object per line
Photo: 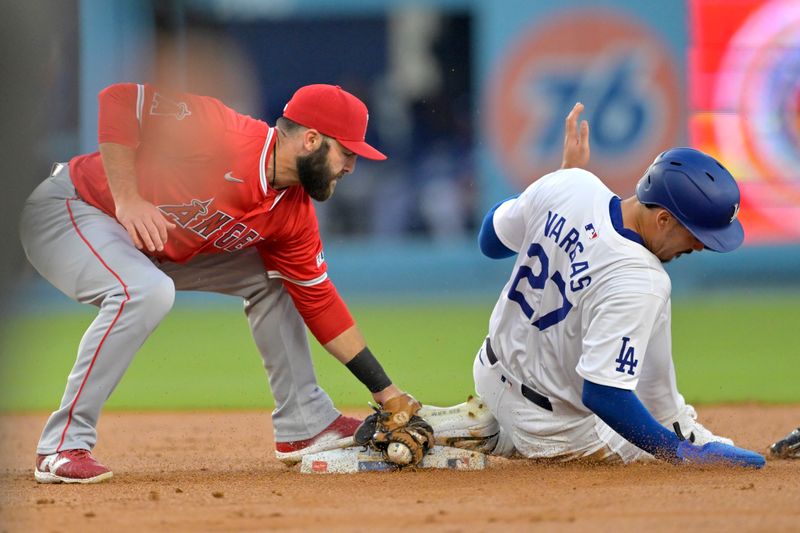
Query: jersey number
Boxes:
[{"xmin": 507, "ymin": 243, "xmax": 573, "ymax": 330}]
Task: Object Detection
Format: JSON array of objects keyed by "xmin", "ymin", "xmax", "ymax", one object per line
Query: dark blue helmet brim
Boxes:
[{"xmin": 686, "ymin": 218, "xmax": 744, "ymax": 252}]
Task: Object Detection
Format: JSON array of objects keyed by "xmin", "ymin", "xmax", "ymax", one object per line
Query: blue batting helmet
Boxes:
[{"xmin": 635, "ymin": 148, "xmax": 744, "ymax": 253}]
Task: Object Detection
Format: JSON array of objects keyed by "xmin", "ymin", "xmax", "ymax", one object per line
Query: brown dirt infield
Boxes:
[{"xmin": 1, "ymin": 405, "xmax": 798, "ymax": 533}]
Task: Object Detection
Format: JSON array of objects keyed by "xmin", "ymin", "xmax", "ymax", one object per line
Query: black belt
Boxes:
[{"xmin": 485, "ymin": 338, "xmax": 553, "ymax": 412}]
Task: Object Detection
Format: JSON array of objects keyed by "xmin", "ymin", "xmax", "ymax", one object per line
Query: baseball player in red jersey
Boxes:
[{"xmin": 21, "ymin": 83, "xmax": 417, "ymax": 483}]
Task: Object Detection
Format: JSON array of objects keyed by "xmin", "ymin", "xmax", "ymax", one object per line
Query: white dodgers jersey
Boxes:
[{"xmin": 488, "ymin": 169, "xmax": 674, "ymax": 414}]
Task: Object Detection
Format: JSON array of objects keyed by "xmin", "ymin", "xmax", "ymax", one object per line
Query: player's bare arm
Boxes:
[
  {"xmin": 561, "ymin": 102, "xmax": 590, "ymax": 169},
  {"xmin": 323, "ymin": 324, "xmax": 404, "ymax": 404},
  {"xmin": 322, "ymin": 323, "xmax": 433, "ymax": 466},
  {"xmin": 99, "ymin": 142, "xmax": 176, "ymax": 252}
]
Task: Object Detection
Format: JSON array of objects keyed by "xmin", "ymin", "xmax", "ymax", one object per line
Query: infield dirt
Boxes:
[{"xmin": 1, "ymin": 404, "xmax": 798, "ymax": 532}]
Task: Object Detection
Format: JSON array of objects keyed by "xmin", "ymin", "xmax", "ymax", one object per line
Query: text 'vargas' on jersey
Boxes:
[{"xmin": 488, "ymin": 168, "xmax": 672, "ymax": 413}]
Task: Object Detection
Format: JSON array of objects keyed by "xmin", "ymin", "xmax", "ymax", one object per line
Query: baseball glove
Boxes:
[
  {"xmin": 354, "ymin": 393, "xmax": 434, "ymax": 466},
  {"xmin": 768, "ymin": 427, "xmax": 800, "ymax": 459}
]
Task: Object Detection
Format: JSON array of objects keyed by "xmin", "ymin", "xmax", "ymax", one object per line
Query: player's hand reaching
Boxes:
[
  {"xmin": 116, "ymin": 196, "xmax": 176, "ymax": 253},
  {"xmin": 354, "ymin": 392, "xmax": 434, "ymax": 466},
  {"xmin": 561, "ymin": 102, "xmax": 590, "ymax": 169},
  {"xmin": 676, "ymin": 440, "xmax": 766, "ymax": 468}
]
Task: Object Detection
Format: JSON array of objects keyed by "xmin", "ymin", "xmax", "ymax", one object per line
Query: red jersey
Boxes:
[{"xmin": 69, "ymin": 83, "xmax": 353, "ymax": 343}]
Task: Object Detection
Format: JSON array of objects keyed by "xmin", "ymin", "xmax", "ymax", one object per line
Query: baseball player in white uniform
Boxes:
[{"xmin": 424, "ymin": 105, "xmax": 764, "ymax": 468}]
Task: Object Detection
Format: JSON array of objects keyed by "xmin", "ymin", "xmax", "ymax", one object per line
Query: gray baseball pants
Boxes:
[{"xmin": 20, "ymin": 164, "xmax": 339, "ymax": 454}]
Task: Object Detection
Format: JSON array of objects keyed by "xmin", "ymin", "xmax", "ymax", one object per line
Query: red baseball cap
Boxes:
[{"xmin": 282, "ymin": 84, "xmax": 387, "ymax": 161}]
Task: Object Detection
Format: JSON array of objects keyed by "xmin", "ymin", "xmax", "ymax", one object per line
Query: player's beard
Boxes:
[{"xmin": 297, "ymin": 140, "xmax": 340, "ymax": 201}]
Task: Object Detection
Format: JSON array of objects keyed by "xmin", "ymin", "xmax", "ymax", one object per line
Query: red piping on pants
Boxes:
[{"xmin": 56, "ymin": 198, "xmax": 131, "ymax": 452}]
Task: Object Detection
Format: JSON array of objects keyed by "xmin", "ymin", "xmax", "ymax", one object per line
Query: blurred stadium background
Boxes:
[{"xmin": 1, "ymin": 0, "xmax": 798, "ymax": 410}]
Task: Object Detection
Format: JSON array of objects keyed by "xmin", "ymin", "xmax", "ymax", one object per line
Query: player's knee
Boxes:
[{"xmin": 131, "ymin": 275, "xmax": 175, "ymax": 324}]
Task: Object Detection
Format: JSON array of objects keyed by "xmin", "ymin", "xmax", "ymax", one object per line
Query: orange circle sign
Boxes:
[{"xmin": 487, "ymin": 9, "xmax": 682, "ymax": 194}]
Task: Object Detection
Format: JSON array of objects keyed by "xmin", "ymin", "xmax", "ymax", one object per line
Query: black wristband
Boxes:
[{"xmin": 346, "ymin": 347, "xmax": 392, "ymax": 393}]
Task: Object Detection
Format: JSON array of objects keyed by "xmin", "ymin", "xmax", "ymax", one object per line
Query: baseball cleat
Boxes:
[
  {"xmin": 768, "ymin": 427, "xmax": 800, "ymax": 459},
  {"xmin": 418, "ymin": 395, "xmax": 500, "ymax": 454},
  {"xmin": 671, "ymin": 404, "xmax": 734, "ymax": 446},
  {"xmin": 34, "ymin": 449, "xmax": 113, "ymax": 484},
  {"xmin": 275, "ymin": 415, "xmax": 361, "ymax": 465}
]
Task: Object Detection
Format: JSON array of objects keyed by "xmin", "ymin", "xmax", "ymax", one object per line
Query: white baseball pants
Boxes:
[{"xmin": 472, "ymin": 341, "xmax": 649, "ymax": 463}]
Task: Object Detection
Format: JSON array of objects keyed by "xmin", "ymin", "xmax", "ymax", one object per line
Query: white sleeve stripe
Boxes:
[
  {"xmin": 269, "ymin": 190, "xmax": 287, "ymax": 211},
  {"xmin": 267, "ymin": 270, "xmax": 328, "ymax": 287},
  {"xmin": 259, "ymin": 127, "xmax": 275, "ymax": 197},
  {"xmin": 136, "ymin": 84, "xmax": 144, "ymax": 126}
]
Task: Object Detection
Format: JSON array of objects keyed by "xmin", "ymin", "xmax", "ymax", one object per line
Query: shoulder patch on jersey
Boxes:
[
  {"xmin": 584, "ymin": 223, "xmax": 598, "ymax": 240},
  {"xmin": 316, "ymin": 250, "xmax": 325, "ymax": 268}
]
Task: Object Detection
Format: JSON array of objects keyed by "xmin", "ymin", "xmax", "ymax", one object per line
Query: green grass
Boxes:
[
  {"xmin": 670, "ymin": 294, "xmax": 799, "ymax": 404},
  {"xmin": 0, "ymin": 295, "xmax": 797, "ymax": 412}
]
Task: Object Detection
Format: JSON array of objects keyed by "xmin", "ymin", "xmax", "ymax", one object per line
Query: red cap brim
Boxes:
[{"xmin": 338, "ymin": 139, "xmax": 387, "ymax": 161}]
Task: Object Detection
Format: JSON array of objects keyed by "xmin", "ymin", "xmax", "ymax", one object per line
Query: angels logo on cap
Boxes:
[{"xmin": 282, "ymin": 84, "xmax": 386, "ymax": 161}]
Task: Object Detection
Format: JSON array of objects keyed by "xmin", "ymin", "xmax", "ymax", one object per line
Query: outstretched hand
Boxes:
[
  {"xmin": 354, "ymin": 392, "xmax": 434, "ymax": 467},
  {"xmin": 676, "ymin": 440, "xmax": 766, "ymax": 469},
  {"xmin": 561, "ymin": 102, "xmax": 590, "ymax": 169}
]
